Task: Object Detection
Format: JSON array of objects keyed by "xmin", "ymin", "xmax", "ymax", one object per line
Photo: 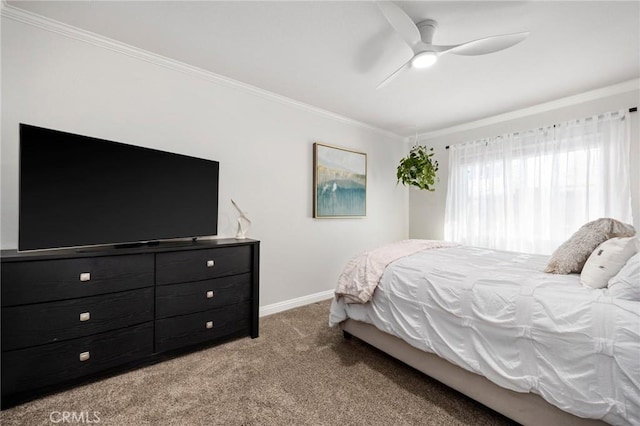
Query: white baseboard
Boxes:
[{"xmin": 259, "ymin": 289, "xmax": 334, "ymax": 317}]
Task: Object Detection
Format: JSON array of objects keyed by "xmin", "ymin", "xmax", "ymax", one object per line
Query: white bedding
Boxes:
[
  {"xmin": 329, "ymin": 245, "xmax": 640, "ymax": 425},
  {"xmin": 335, "ymin": 239, "xmax": 458, "ymax": 304}
]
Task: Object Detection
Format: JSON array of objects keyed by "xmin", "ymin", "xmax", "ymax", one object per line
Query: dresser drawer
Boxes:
[
  {"xmin": 1, "ymin": 288, "xmax": 154, "ymax": 351},
  {"xmin": 155, "ymin": 302, "xmax": 250, "ymax": 353},
  {"xmin": 1, "ymin": 254, "xmax": 154, "ymax": 306},
  {"xmin": 156, "ymin": 246, "xmax": 251, "ymax": 285},
  {"xmin": 156, "ymin": 273, "xmax": 251, "ymax": 319},
  {"xmin": 1, "ymin": 322, "xmax": 153, "ymax": 396}
]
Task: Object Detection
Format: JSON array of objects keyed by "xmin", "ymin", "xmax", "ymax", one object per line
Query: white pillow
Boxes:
[
  {"xmin": 580, "ymin": 237, "xmax": 638, "ymax": 289},
  {"xmin": 607, "ymin": 252, "xmax": 640, "ymax": 301}
]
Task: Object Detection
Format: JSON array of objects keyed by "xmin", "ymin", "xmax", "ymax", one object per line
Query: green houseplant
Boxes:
[{"xmin": 397, "ymin": 145, "xmax": 439, "ymax": 191}]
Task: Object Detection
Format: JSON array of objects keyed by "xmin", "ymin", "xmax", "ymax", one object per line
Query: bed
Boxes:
[{"xmin": 329, "ymin": 242, "xmax": 640, "ymax": 425}]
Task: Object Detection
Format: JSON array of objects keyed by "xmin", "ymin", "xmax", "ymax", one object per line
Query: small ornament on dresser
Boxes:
[{"xmin": 231, "ymin": 199, "xmax": 251, "ymax": 239}]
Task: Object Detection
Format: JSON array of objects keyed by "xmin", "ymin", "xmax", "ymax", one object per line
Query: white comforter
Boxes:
[
  {"xmin": 335, "ymin": 239, "xmax": 458, "ymax": 304},
  {"xmin": 330, "ymin": 245, "xmax": 640, "ymax": 425}
]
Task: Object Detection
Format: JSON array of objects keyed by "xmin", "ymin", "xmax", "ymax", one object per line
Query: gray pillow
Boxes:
[{"xmin": 545, "ymin": 218, "xmax": 636, "ymax": 274}]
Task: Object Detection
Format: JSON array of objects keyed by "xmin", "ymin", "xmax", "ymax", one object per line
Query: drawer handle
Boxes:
[
  {"xmin": 206, "ymin": 290, "xmax": 214, "ymax": 299},
  {"xmin": 206, "ymin": 321, "xmax": 214, "ymax": 329},
  {"xmin": 80, "ymin": 272, "xmax": 91, "ymax": 282},
  {"xmin": 206, "ymin": 260, "xmax": 215, "ymax": 268},
  {"xmin": 79, "ymin": 351, "xmax": 90, "ymax": 362},
  {"xmin": 79, "ymin": 312, "xmax": 91, "ymax": 322}
]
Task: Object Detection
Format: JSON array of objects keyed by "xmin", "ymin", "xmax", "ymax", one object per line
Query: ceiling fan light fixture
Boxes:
[{"xmin": 411, "ymin": 51, "xmax": 438, "ymax": 68}]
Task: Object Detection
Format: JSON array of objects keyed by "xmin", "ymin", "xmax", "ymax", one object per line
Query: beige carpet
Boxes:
[{"xmin": 1, "ymin": 300, "xmax": 515, "ymax": 425}]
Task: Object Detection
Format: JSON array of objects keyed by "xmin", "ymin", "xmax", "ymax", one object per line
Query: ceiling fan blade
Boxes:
[
  {"xmin": 376, "ymin": 1, "xmax": 421, "ymax": 49},
  {"xmin": 376, "ymin": 59, "xmax": 412, "ymax": 89},
  {"xmin": 439, "ymin": 32, "xmax": 529, "ymax": 56}
]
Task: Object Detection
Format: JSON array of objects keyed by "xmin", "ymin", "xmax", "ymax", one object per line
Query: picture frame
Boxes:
[{"xmin": 313, "ymin": 143, "xmax": 367, "ymax": 218}]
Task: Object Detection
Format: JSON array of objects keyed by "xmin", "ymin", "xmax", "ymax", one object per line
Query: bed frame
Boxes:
[{"xmin": 341, "ymin": 319, "xmax": 607, "ymax": 426}]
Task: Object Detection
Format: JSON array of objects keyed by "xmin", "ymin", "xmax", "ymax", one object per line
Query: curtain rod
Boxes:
[{"xmin": 444, "ymin": 107, "xmax": 637, "ymax": 149}]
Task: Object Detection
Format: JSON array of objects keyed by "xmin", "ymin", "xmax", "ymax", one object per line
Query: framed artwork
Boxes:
[{"xmin": 313, "ymin": 143, "xmax": 367, "ymax": 218}]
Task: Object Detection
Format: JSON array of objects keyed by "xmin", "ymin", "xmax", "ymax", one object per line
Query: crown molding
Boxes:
[
  {"xmin": 1, "ymin": 3, "xmax": 403, "ymax": 141},
  {"xmin": 414, "ymin": 78, "xmax": 640, "ymax": 142}
]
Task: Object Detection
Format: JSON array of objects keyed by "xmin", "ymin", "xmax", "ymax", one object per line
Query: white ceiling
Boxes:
[{"xmin": 7, "ymin": 1, "xmax": 640, "ymax": 137}]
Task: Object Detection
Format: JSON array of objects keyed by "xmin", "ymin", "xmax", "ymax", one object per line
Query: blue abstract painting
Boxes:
[{"xmin": 314, "ymin": 143, "xmax": 366, "ymax": 218}]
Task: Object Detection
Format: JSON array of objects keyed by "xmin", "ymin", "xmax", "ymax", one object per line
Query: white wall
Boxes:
[
  {"xmin": 410, "ymin": 87, "xmax": 640, "ymax": 241},
  {"xmin": 0, "ymin": 16, "xmax": 409, "ymax": 309}
]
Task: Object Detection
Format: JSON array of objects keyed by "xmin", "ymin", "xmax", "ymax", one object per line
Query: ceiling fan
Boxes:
[{"xmin": 376, "ymin": 2, "xmax": 529, "ymax": 89}]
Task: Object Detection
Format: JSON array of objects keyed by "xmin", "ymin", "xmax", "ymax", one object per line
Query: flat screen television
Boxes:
[{"xmin": 19, "ymin": 124, "xmax": 219, "ymax": 251}]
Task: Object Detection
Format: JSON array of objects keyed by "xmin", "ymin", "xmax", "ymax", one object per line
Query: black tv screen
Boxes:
[{"xmin": 19, "ymin": 124, "xmax": 219, "ymax": 251}]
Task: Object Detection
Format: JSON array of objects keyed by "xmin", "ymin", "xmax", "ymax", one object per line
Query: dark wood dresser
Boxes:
[{"xmin": 0, "ymin": 238, "xmax": 259, "ymax": 407}]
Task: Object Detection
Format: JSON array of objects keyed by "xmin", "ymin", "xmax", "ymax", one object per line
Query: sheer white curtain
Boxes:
[{"xmin": 444, "ymin": 110, "xmax": 632, "ymax": 254}]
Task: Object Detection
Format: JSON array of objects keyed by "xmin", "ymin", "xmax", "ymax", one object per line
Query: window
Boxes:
[{"xmin": 444, "ymin": 110, "xmax": 632, "ymax": 254}]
